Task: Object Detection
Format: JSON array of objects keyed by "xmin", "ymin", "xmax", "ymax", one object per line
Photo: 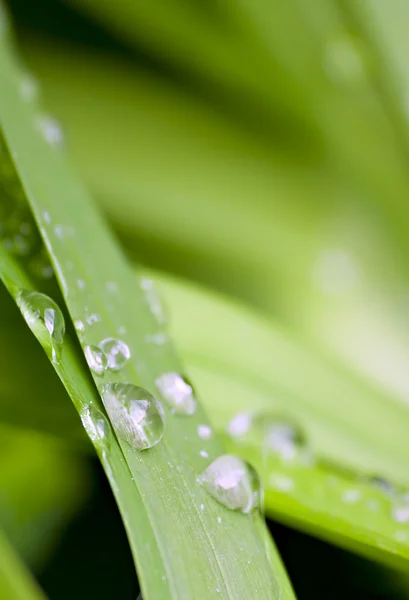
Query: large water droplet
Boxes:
[
  {"xmin": 80, "ymin": 404, "xmax": 111, "ymax": 448},
  {"xmin": 17, "ymin": 290, "xmax": 65, "ymax": 362},
  {"xmin": 98, "ymin": 338, "xmax": 130, "ymax": 371},
  {"xmin": 102, "ymin": 383, "xmax": 165, "ymax": 450},
  {"xmin": 197, "ymin": 455, "xmax": 261, "ymax": 514},
  {"xmin": 84, "ymin": 345, "xmax": 108, "ymax": 376},
  {"xmin": 155, "ymin": 372, "xmax": 196, "ymax": 415}
]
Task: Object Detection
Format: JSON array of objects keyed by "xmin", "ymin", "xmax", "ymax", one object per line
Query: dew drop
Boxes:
[
  {"xmin": 155, "ymin": 372, "xmax": 196, "ymax": 415},
  {"xmin": 86, "ymin": 314, "xmax": 100, "ymax": 326},
  {"xmin": 102, "ymin": 383, "xmax": 165, "ymax": 450},
  {"xmin": 197, "ymin": 455, "xmax": 261, "ymax": 514},
  {"xmin": 36, "ymin": 114, "xmax": 64, "ymax": 146},
  {"xmin": 392, "ymin": 497, "xmax": 409, "ymax": 524},
  {"xmin": 227, "ymin": 413, "xmax": 252, "ymax": 438},
  {"xmin": 140, "ymin": 277, "xmax": 167, "ymax": 324},
  {"xmin": 198, "ymin": 424, "xmax": 213, "ymax": 440},
  {"xmin": 74, "ymin": 320, "xmax": 85, "ymax": 334},
  {"xmin": 20, "ymin": 73, "xmax": 39, "ymax": 103},
  {"xmin": 17, "ymin": 290, "xmax": 65, "ymax": 362},
  {"xmin": 98, "ymin": 338, "xmax": 130, "ymax": 371},
  {"xmin": 80, "ymin": 405, "xmax": 111, "ymax": 448},
  {"xmin": 84, "ymin": 345, "xmax": 108, "ymax": 376}
]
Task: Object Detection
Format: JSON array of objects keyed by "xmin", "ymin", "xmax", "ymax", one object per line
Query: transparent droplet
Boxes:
[
  {"xmin": 102, "ymin": 383, "xmax": 165, "ymax": 450},
  {"xmin": 86, "ymin": 313, "xmax": 100, "ymax": 326},
  {"xmin": 98, "ymin": 338, "xmax": 130, "ymax": 371},
  {"xmin": 227, "ymin": 413, "xmax": 252, "ymax": 438},
  {"xmin": 140, "ymin": 277, "xmax": 167, "ymax": 325},
  {"xmin": 197, "ymin": 454, "xmax": 261, "ymax": 514},
  {"xmin": 84, "ymin": 345, "xmax": 108, "ymax": 376},
  {"xmin": 324, "ymin": 33, "xmax": 368, "ymax": 85},
  {"xmin": 198, "ymin": 424, "xmax": 213, "ymax": 440},
  {"xmin": 36, "ymin": 114, "xmax": 64, "ymax": 146},
  {"xmin": 80, "ymin": 405, "xmax": 111, "ymax": 448},
  {"xmin": 74, "ymin": 320, "xmax": 85, "ymax": 334},
  {"xmin": 155, "ymin": 372, "xmax": 196, "ymax": 415},
  {"xmin": 20, "ymin": 72, "xmax": 39, "ymax": 103},
  {"xmin": 17, "ymin": 290, "xmax": 65, "ymax": 362},
  {"xmin": 391, "ymin": 493, "xmax": 409, "ymax": 524}
]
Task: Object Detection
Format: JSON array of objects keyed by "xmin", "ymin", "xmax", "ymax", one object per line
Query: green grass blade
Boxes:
[
  {"xmin": 0, "ymin": 529, "xmax": 46, "ymax": 600},
  {"xmin": 0, "ymin": 27, "xmax": 291, "ymax": 600}
]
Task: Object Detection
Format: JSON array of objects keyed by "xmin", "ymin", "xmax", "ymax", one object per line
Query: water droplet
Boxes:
[
  {"xmin": 227, "ymin": 413, "xmax": 252, "ymax": 438},
  {"xmin": 140, "ymin": 277, "xmax": 167, "ymax": 324},
  {"xmin": 20, "ymin": 73, "xmax": 39, "ymax": 103},
  {"xmin": 197, "ymin": 455, "xmax": 261, "ymax": 514},
  {"xmin": 200, "ymin": 503, "xmax": 205, "ymax": 511},
  {"xmin": 269, "ymin": 474, "xmax": 294, "ymax": 492},
  {"xmin": 145, "ymin": 333, "xmax": 168, "ymax": 345},
  {"xmin": 392, "ymin": 497, "xmax": 409, "ymax": 524},
  {"xmin": 155, "ymin": 372, "xmax": 196, "ymax": 415},
  {"xmin": 102, "ymin": 383, "xmax": 165, "ymax": 450},
  {"xmin": 200, "ymin": 450, "xmax": 209, "ymax": 458},
  {"xmin": 217, "ymin": 517, "xmax": 222, "ymax": 524},
  {"xmin": 98, "ymin": 338, "xmax": 130, "ymax": 371},
  {"xmin": 17, "ymin": 290, "xmax": 65, "ymax": 362},
  {"xmin": 86, "ymin": 314, "xmax": 100, "ymax": 326},
  {"xmin": 77, "ymin": 279, "xmax": 86, "ymax": 290},
  {"xmin": 84, "ymin": 345, "xmax": 108, "ymax": 376},
  {"xmin": 36, "ymin": 114, "xmax": 64, "ymax": 146},
  {"xmin": 43, "ymin": 211, "xmax": 51, "ymax": 224},
  {"xmin": 324, "ymin": 33, "xmax": 368, "ymax": 85},
  {"xmin": 80, "ymin": 405, "xmax": 111, "ymax": 447},
  {"xmin": 74, "ymin": 319, "xmax": 85, "ymax": 334},
  {"xmin": 342, "ymin": 489, "xmax": 361, "ymax": 504},
  {"xmin": 198, "ymin": 424, "xmax": 212, "ymax": 440}
]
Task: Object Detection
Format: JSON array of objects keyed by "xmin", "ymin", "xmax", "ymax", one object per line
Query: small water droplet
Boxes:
[
  {"xmin": 200, "ymin": 450, "xmax": 209, "ymax": 458},
  {"xmin": 98, "ymin": 338, "xmax": 130, "ymax": 371},
  {"xmin": 84, "ymin": 345, "xmax": 108, "ymax": 376},
  {"xmin": 102, "ymin": 383, "xmax": 165, "ymax": 450},
  {"xmin": 198, "ymin": 424, "xmax": 213, "ymax": 440},
  {"xmin": 86, "ymin": 314, "xmax": 100, "ymax": 326},
  {"xmin": 227, "ymin": 413, "xmax": 252, "ymax": 438},
  {"xmin": 200, "ymin": 503, "xmax": 205, "ymax": 511},
  {"xmin": 80, "ymin": 405, "xmax": 111, "ymax": 447},
  {"xmin": 392, "ymin": 498, "xmax": 409, "ymax": 524},
  {"xmin": 77, "ymin": 279, "xmax": 86, "ymax": 290},
  {"xmin": 43, "ymin": 211, "xmax": 51, "ymax": 224},
  {"xmin": 343, "ymin": 489, "xmax": 361, "ymax": 504},
  {"xmin": 20, "ymin": 72, "xmax": 39, "ymax": 103},
  {"xmin": 156, "ymin": 372, "xmax": 196, "ymax": 415},
  {"xmin": 140, "ymin": 277, "xmax": 167, "ymax": 324},
  {"xmin": 197, "ymin": 454, "xmax": 261, "ymax": 514},
  {"xmin": 269, "ymin": 474, "xmax": 294, "ymax": 492},
  {"xmin": 36, "ymin": 114, "xmax": 64, "ymax": 146},
  {"xmin": 17, "ymin": 290, "xmax": 65, "ymax": 362},
  {"xmin": 145, "ymin": 333, "xmax": 168, "ymax": 345},
  {"xmin": 217, "ymin": 516, "xmax": 222, "ymax": 524},
  {"xmin": 74, "ymin": 320, "xmax": 85, "ymax": 334}
]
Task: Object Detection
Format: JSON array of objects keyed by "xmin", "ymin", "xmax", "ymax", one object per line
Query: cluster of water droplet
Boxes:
[{"xmin": 83, "ymin": 337, "xmax": 131, "ymax": 377}]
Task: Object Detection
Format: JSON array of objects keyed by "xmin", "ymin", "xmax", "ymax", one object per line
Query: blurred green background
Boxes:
[{"xmin": 3, "ymin": 0, "xmax": 409, "ymax": 597}]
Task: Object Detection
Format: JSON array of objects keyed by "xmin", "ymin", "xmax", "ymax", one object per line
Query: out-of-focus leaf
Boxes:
[{"xmin": 0, "ymin": 529, "xmax": 46, "ymax": 599}]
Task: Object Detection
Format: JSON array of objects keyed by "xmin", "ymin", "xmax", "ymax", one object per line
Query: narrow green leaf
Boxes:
[
  {"xmin": 0, "ymin": 26, "xmax": 291, "ymax": 600},
  {"xmin": 0, "ymin": 529, "xmax": 46, "ymax": 600}
]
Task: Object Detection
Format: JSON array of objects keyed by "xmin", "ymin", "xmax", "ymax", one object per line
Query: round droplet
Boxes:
[
  {"xmin": 102, "ymin": 383, "xmax": 165, "ymax": 450},
  {"xmin": 155, "ymin": 372, "xmax": 196, "ymax": 415},
  {"xmin": 197, "ymin": 454, "xmax": 261, "ymax": 514},
  {"xmin": 74, "ymin": 320, "xmax": 85, "ymax": 334},
  {"xmin": 84, "ymin": 345, "xmax": 108, "ymax": 376},
  {"xmin": 392, "ymin": 497, "xmax": 409, "ymax": 524},
  {"xmin": 80, "ymin": 405, "xmax": 111, "ymax": 448},
  {"xmin": 140, "ymin": 277, "xmax": 167, "ymax": 325},
  {"xmin": 17, "ymin": 290, "xmax": 65, "ymax": 362},
  {"xmin": 227, "ymin": 413, "xmax": 252, "ymax": 438},
  {"xmin": 98, "ymin": 338, "xmax": 130, "ymax": 371},
  {"xmin": 36, "ymin": 114, "xmax": 64, "ymax": 146},
  {"xmin": 198, "ymin": 424, "xmax": 213, "ymax": 440}
]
